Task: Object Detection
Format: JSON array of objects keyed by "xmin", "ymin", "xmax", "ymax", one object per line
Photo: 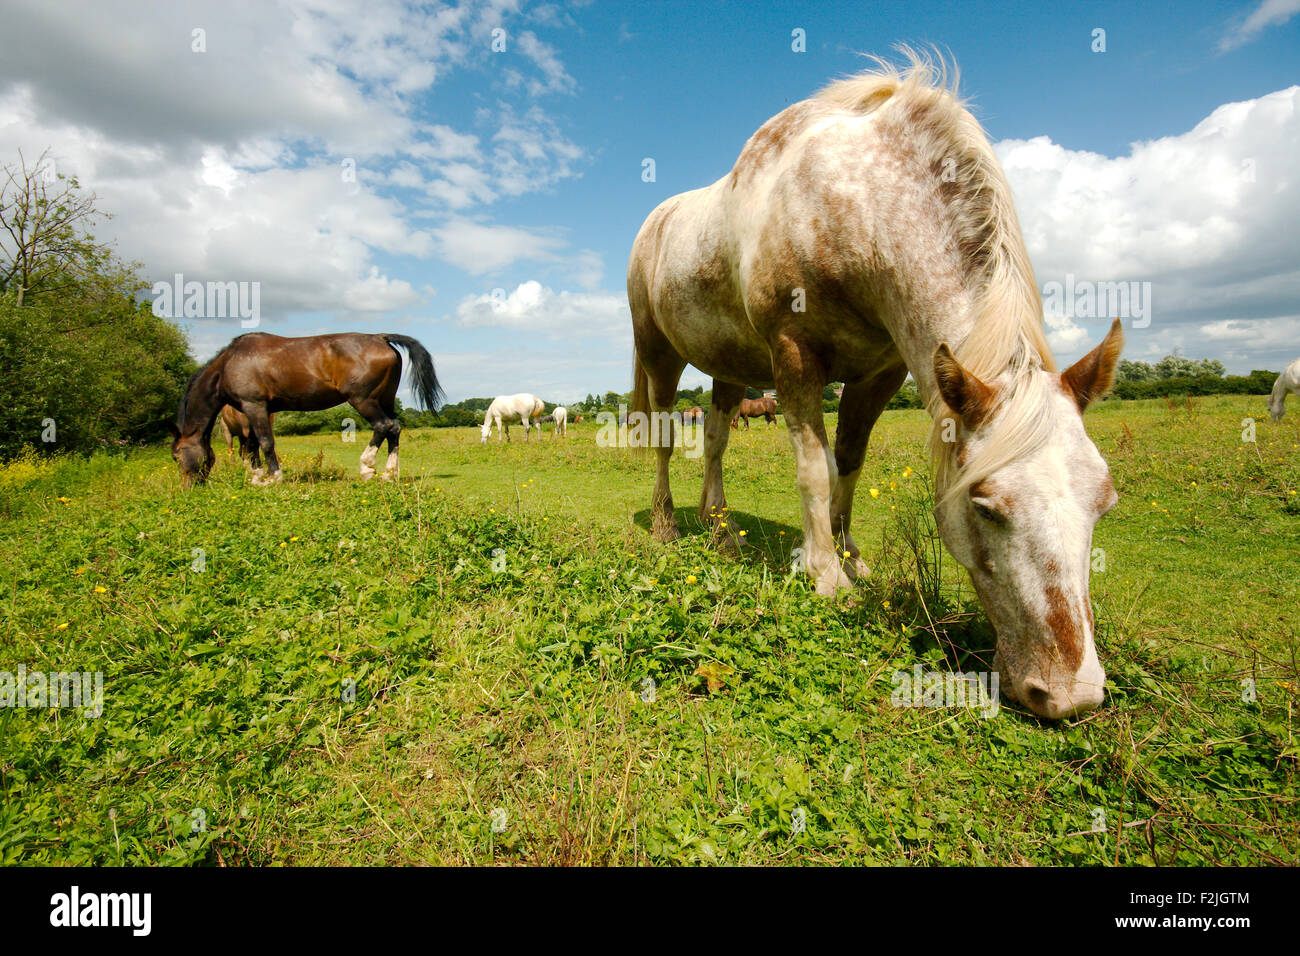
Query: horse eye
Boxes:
[{"xmin": 972, "ymin": 500, "xmax": 1006, "ymax": 524}]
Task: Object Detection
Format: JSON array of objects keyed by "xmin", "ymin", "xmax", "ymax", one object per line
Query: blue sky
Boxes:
[{"xmin": 2, "ymin": 0, "xmax": 1297, "ymax": 402}]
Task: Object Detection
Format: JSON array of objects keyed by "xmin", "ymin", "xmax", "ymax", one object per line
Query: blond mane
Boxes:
[{"xmin": 819, "ymin": 48, "xmax": 1058, "ymax": 504}]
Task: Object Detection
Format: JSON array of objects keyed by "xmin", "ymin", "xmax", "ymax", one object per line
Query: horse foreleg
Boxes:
[
  {"xmin": 772, "ymin": 337, "xmax": 847, "ymax": 596},
  {"xmin": 832, "ymin": 368, "xmax": 907, "ymax": 581},
  {"xmin": 244, "ymin": 403, "xmax": 282, "ymax": 486}
]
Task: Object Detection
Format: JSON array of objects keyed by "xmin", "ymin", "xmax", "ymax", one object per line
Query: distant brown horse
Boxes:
[
  {"xmin": 218, "ymin": 405, "xmax": 273, "ymax": 467},
  {"xmin": 168, "ymin": 332, "xmax": 442, "ymax": 487},
  {"xmin": 683, "ymin": 406, "xmax": 705, "ymax": 423},
  {"xmin": 731, "ymin": 396, "xmax": 778, "ymax": 428}
]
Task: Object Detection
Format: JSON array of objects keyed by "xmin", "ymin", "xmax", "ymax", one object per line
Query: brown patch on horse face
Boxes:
[
  {"xmin": 1044, "ymin": 585, "xmax": 1084, "ymax": 671},
  {"xmin": 1095, "ymin": 473, "xmax": 1117, "ymax": 513}
]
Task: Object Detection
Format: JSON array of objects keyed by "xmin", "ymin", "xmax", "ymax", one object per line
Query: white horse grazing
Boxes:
[
  {"xmin": 628, "ymin": 51, "xmax": 1124, "ymax": 720},
  {"xmin": 552, "ymin": 406, "xmax": 567, "ymax": 437},
  {"xmin": 1268, "ymin": 358, "xmax": 1300, "ymax": 421},
  {"xmin": 481, "ymin": 393, "xmax": 545, "ymax": 442}
]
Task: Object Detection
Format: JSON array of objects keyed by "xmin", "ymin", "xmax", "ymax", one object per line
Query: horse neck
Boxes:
[
  {"xmin": 880, "ymin": 284, "xmax": 982, "ymax": 407},
  {"xmin": 182, "ymin": 362, "xmax": 224, "ymax": 440}
]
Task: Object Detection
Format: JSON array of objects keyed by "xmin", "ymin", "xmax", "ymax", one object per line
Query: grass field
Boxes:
[{"xmin": 1, "ymin": 394, "xmax": 1297, "ymax": 865}]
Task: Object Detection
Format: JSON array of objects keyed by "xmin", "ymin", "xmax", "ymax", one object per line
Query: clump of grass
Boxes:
[{"xmin": 289, "ymin": 449, "xmax": 346, "ymax": 483}]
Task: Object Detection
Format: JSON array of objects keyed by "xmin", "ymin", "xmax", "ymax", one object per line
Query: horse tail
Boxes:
[{"xmin": 382, "ymin": 334, "xmax": 444, "ymax": 411}]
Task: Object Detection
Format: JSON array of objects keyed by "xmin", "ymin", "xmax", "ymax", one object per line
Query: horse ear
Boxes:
[
  {"xmin": 1061, "ymin": 318, "xmax": 1124, "ymax": 412},
  {"xmin": 934, "ymin": 344, "xmax": 996, "ymax": 428},
  {"xmin": 165, "ymin": 421, "xmax": 181, "ymax": 440}
]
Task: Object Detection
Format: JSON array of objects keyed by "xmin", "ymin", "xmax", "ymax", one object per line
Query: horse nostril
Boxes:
[{"xmin": 1022, "ymin": 679, "xmax": 1051, "ymax": 713}]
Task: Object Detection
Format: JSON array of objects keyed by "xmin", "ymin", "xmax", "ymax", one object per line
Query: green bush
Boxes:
[{"xmin": 0, "ymin": 292, "xmax": 194, "ymax": 459}]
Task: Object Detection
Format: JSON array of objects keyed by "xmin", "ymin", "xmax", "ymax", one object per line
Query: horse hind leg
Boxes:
[
  {"xmin": 632, "ymin": 333, "xmax": 686, "ymax": 543},
  {"xmin": 244, "ymin": 403, "xmax": 282, "ymax": 486},
  {"xmin": 350, "ymin": 399, "xmax": 388, "ymax": 480},
  {"xmin": 700, "ymin": 380, "xmax": 745, "ymax": 546},
  {"xmin": 381, "ymin": 417, "xmax": 400, "ymax": 481},
  {"xmin": 832, "ymin": 367, "xmax": 907, "ymax": 582}
]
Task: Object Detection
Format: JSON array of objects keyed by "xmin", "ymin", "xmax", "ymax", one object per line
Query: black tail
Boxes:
[{"xmin": 382, "ymin": 334, "xmax": 444, "ymax": 411}]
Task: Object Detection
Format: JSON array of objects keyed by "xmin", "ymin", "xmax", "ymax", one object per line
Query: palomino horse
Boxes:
[
  {"xmin": 481, "ymin": 393, "xmax": 545, "ymax": 442},
  {"xmin": 1268, "ymin": 357, "xmax": 1300, "ymax": 421},
  {"xmin": 169, "ymin": 332, "xmax": 441, "ymax": 487},
  {"xmin": 731, "ymin": 396, "xmax": 779, "ymax": 428},
  {"xmin": 552, "ymin": 406, "xmax": 568, "ymax": 437},
  {"xmin": 218, "ymin": 405, "xmax": 273, "ymax": 466},
  {"xmin": 628, "ymin": 53, "xmax": 1124, "ymax": 719}
]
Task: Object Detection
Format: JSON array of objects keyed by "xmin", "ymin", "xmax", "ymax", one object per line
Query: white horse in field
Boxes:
[
  {"xmin": 481, "ymin": 393, "xmax": 545, "ymax": 442},
  {"xmin": 1268, "ymin": 358, "xmax": 1300, "ymax": 421},
  {"xmin": 628, "ymin": 51, "xmax": 1124, "ymax": 719},
  {"xmin": 552, "ymin": 405, "xmax": 567, "ymax": 437}
]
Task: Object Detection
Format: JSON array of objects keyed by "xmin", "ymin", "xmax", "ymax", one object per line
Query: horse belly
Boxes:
[
  {"xmin": 666, "ymin": 313, "xmax": 774, "ymax": 386},
  {"xmin": 266, "ymin": 385, "xmax": 347, "ymax": 413}
]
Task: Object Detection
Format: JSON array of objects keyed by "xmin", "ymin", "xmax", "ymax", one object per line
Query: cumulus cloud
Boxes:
[
  {"xmin": 997, "ymin": 85, "xmax": 1300, "ymax": 368},
  {"xmin": 457, "ymin": 280, "xmax": 629, "ymax": 339},
  {"xmin": 0, "ymin": 0, "xmax": 587, "ymax": 321}
]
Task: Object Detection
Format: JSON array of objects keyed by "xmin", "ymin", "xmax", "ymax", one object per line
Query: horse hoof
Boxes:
[
  {"xmin": 815, "ymin": 570, "xmax": 853, "ymax": 596},
  {"xmin": 844, "ymin": 557, "xmax": 871, "ymax": 581},
  {"xmin": 380, "ymin": 471, "xmax": 397, "ymax": 483}
]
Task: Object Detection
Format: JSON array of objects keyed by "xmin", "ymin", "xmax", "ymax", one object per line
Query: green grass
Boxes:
[{"xmin": 1, "ymin": 394, "xmax": 1296, "ymax": 865}]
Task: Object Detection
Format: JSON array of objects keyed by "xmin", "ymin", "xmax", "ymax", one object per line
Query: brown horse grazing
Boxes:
[
  {"xmin": 731, "ymin": 396, "xmax": 778, "ymax": 428},
  {"xmin": 628, "ymin": 52, "xmax": 1124, "ymax": 719},
  {"xmin": 168, "ymin": 332, "xmax": 442, "ymax": 487},
  {"xmin": 682, "ymin": 406, "xmax": 705, "ymax": 423},
  {"xmin": 218, "ymin": 405, "xmax": 273, "ymax": 467}
]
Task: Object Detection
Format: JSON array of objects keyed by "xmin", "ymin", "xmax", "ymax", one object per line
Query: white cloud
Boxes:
[
  {"xmin": 1220, "ymin": 0, "xmax": 1300, "ymax": 51},
  {"xmin": 997, "ymin": 85, "xmax": 1300, "ymax": 369},
  {"xmin": 0, "ymin": 0, "xmax": 590, "ymax": 322},
  {"xmin": 457, "ymin": 280, "xmax": 629, "ymax": 338},
  {"xmin": 1043, "ymin": 312, "xmax": 1089, "ymax": 354},
  {"xmin": 432, "ymin": 220, "xmax": 567, "ymax": 274}
]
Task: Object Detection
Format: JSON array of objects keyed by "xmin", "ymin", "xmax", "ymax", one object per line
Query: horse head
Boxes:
[
  {"xmin": 931, "ymin": 320, "xmax": 1124, "ymax": 719},
  {"xmin": 167, "ymin": 421, "xmax": 214, "ymax": 488}
]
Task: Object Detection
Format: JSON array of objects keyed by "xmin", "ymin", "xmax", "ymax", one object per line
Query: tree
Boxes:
[
  {"xmin": 1116, "ymin": 360, "xmax": 1155, "ymax": 383},
  {"xmin": 0, "ymin": 149, "xmax": 127, "ymax": 307},
  {"xmin": 0, "ymin": 149, "xmax": 195, "ymax": 459}
]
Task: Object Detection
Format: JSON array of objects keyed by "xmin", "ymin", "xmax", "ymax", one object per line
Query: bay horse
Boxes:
[
  {"xmin": 169, "ymin": 332, "xmax": 441, "ymax": 487},
  {"xmin": 628, "ymin": 52, "xmax": 1124, "ymax": 719},
  {"xmin": 1268, "ymin": 357, "xmax": 1300, "ymax": 421},
  {"xmin": 683, "ymin": 406, "xmax": 705, "ymax": 424},
  {"xmin": 218, "ymin": 405, "xmax": 272, "ymax": 467},
  {"xmin": 481, "ymin": 393, "xmax": 545, "ymax": 442},
  {"xmin": 731, "ymin": 395, "xmax": 778, "ymax": 428}
]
